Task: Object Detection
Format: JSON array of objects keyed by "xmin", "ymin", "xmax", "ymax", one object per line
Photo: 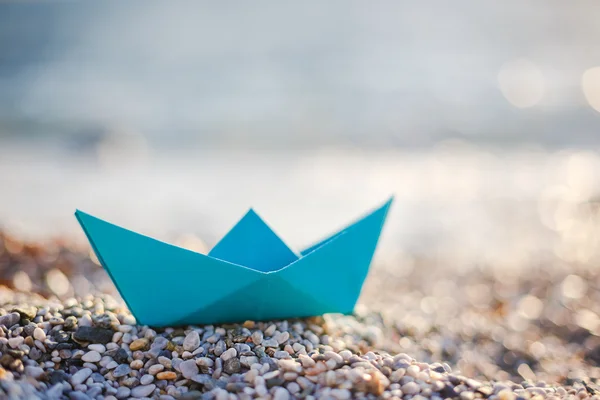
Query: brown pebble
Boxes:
[
  {"xmin": 129, "ymin": 338, "xmax": 149, "ymax": 351},
  {"xmin": 243, "ymin": 320, "xmax": 255, "ymax": 329},
  {"xmin": 157, "ymin": 371, "xmax": 177, "ymax": 380}
]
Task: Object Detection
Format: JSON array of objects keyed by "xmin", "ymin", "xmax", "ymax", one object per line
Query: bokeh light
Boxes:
[
  {"xmin": 497, "ymin": 59, "xmax": 545, "ymax": 108},
  {"xmin": 582, "ymin": 66, "xmax": 600, "ymax": 113}
]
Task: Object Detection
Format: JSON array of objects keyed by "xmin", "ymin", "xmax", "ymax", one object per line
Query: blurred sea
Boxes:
[
  {"xmin": 2, "ymin": 138, "xmax": 600, "ymax": 272},
  {"xmin": 3, "ymin": 1, "xmax": 600, "ymax": 270}
]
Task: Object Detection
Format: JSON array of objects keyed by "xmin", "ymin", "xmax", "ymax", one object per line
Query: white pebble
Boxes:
[
  {"xmin": 33, "ymin": 327, "xmax": 46, "ymax": 342},
  {"xmin": 273, "ymin": 387, "xmax": 290, "ymax": 400},
  {"xmin": 402, "ymin": 382, "xmax": 420, "ymax": 395},
  {"xmin": 71, "ymin": 368, "xmax": 93, "ymax": 386},
  {"xmin": 149, "ymin": 364, "xmax": 165, "ymax": 375},
  {"xmin": 82, "ymin": 351, "xmax": 102, "ymax": 363},
  {"xmin": 8, "ymin": 336, "xmax": 24, "ymax": 348},
  {"xmin": 220, "ymin": 348, "xmax": 237, "ymax": 361},
  {"xmin": 88, "ymin": 344, "xmax": 106, "ymax": 353}
]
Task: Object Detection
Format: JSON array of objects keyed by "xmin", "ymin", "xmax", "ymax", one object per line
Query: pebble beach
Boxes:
[{"xmin": 1, "ymin": 230, "xmax": 600, "ymax": 400}]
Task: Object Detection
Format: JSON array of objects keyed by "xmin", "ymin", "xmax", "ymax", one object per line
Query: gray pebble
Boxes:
[
  {"xmin": 0, "ymin": 312, "xmax": 20, "ymax": 328},
  {"xmin": 112, "ymin": 364, "xmax": 131, "ymax": 378},
  {"xmin": 131, "ymin": 384, "xmax": 156, "ymax": 398},
  {"xmin": 115, "ymin": 386, "xmax": 131, "ymax": 399},
  {"xmin": 70, "ymin": 368, "xmax": 93, "ymax": 386},
  {"xmin": 183, "ymin": 331, "xmax": 200, "ymax": 351},
  {"xmin": 179, "ymin": 359, "xmax": 199, "ymax": 379},
  {"xmin": 140, "ymin": 374, "xmax": 154, "ymax": 385}
]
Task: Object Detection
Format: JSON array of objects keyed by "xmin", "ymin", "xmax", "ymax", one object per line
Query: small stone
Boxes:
[
  {"xmin": 183, "ymin": 331, "xmax": 200, "ymax": 351},
  {"xmin": 158, "ymin": 356, "xmax": 172, "ymax": 369},
  {"xmin": 251, "ymin": 331, "xmax": 263, "ymax": 345},
  {"xmin": 131, "ymin": 384, "xmax": 156, "ymax": 398},
  {"xmin": 221, "ymin": 348, "xmax": 237, "ymax": 361},
  {"xmin": 402, "ymin": 382, "xmax": 420, "ymax": 395},
  {"xmin": 33, "ymin": 327, "xmax": 46, "ymax": 342},
  {"xmin": 88, "ymin": 344, "xmax": 106, "ymax": 353},
  {"xmin": 114, "ymin": 348, "xmax": 129, "ymax": 364},
  {"xmin": 274, "ymin": 351, "xmax": 291, "ymax": 359},
  {"xmin": 115, "ymin": 387, "xmax": 131, "ymax": 399},
  {"xmin": 8, "ymin": 336, "xmax": 24, "ymax": 348},
  {"xmin": 24, "ymin": 366, "xmax": 45, "ymax": 379},
  {"xmin": 64, "ymin": 316, "xmax": 78, "ymax": 330},
  {"xmin": 71, "ymin": 368, "xmax": 93, "ymax": 386},
  {"xmin": 48, "ymin": 370, "xmax": 69, "ymax": 385},
  {"xmin": 140, "ymin": 374, "xmax": 154, "ymax": 385},
  {"xmin": 29, "ymin": 348, "xmax": 42, "ymax": 361},
  {"xmin": 179, "ymin": 359, "xmax": 199, "ymax": 379},
  {"xmin": 264, "ymin": 324, "xmax": 276, "ymax": 337},
  {"xmin": 73, "ymin": 326, "xmax": 114, "ymax": 344},
  {"xmin": 273, "ymin": 387, "xmax": 290, "ymax": 400},
  {"xmin": 11, "ymin": 306, "xmax": 37, "ymax": 320},
  {"xmin": 148, "ymin": 364, "xmax": 165, "ymax": 375},
  {"xmin": 262, "ymin": 338, "xmax": 278, "ymax": 348},
  {"xmin": 112, "ymin": 364, "xmax": 131, "ymax": 378},
  {"xmin": 69, "ymin": 392, "xmax": 92, "ymax": 400},
  {"xmin": 276, "ymin": 332, "xmax": 290, "ymax": 344},
  {"xmin": 223, "ymin": 357, "xmax": 241, "ymax": 374},
  {"xmin": 129, "ymin": 338, "xmax": 149, "ymax": 351},
  {"xmin": 498, "ymin": 390, "xmax": 516, "ymax": 400},
  {"xmin": 157, "ymin": 371, "xmax": 177, "ymax": 380},
  {"xmin": 0, "ymin": 313, "xmax": 20, "ymax": 328},
  {"xmin": 82, "ymin": 351, "xmax": 102, "ymax": 363}
]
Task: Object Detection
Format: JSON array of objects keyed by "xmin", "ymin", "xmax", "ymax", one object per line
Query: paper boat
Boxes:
[{"xmin": 74, "ymin": 198, "xmax": 393, "ymax": 327}]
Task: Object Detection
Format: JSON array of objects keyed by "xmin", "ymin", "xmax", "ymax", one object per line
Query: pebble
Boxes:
[
  {"xmin": 220, "ymin": 348, "xmax": 237, "ymax": 361},
  {"xmin": 88, "ymin": 344, "xmax": 106, "ymax": 353},
  {"xmin": 112, "ymin": 364, "xmax": 131, "ymax": 378},
  {"xmin": 179, "ymin": 359, "xmax": 199, "ymax": 379},
  {"xmin": 129, "ymin": 338, "xmax": 149, "ymax": 351},
  {"xmin": 0, "ymin": 243, "xmax": 593, "ymax": 400},
  {"xmin": 73, "ymin": 326, "xmax": 113, "ymax": 344},
  {"xmin": 402, "ymin": 381, "xmax": 421, "ymax": 395},
  {"xmin": 115, "ymin": 387, "xmax": 131, "ymax": 399},
  {"xmin": 273, "ymin": 387, "xmax": 290, "ymax": 400},
  {"xmin": 0, "ymin": 312, "xmax": 20, "ymax": 327},
  {"xmin": 33, "ymin": 327, "xmax": 46, "ymax": 341},
  {"xmin": 183, "ymin": 331, "xmax": 200, "ymax": 351},
  {"xmin": 71, "ymin": 368, "xmax": 93, "ymax": 386},
  {"xmin": 24, "ymin": 366, "xmax": 45, "ymax": 379},
  {"xmin": 81, "ymin": 350, "xmax": 102, "ymax": 362},
  {"xmin": 157, "ymin": 371, "xmax": 177, "ymax": 380},
  {"xmin": 131, "ymin": 384, "xmax": 156, "ymax": 398}
]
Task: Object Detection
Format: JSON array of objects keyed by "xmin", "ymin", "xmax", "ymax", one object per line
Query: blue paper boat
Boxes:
[{"xmin": 74, "ymin": 198, "xmax": 393, "ymax": 327}]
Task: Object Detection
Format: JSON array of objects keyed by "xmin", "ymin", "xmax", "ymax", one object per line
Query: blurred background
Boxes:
[
  {"xmin": 2, "ymin": 0, "xmax": 600, "ymax": 270},
  {"xmin": 5, "ymin": 0, "xmax": 600, "ymax": 383}
]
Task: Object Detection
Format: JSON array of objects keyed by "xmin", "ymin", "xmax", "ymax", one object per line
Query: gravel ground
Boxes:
[{"xmin": 1, "ymin": 231, "xmax": 600, "ymax": 399}]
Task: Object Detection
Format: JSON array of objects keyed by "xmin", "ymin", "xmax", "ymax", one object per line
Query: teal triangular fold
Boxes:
[
  {"xmin": 259, "ymin": 275, "xmax": 336, "ymax": 320},
  {"xmin": 171, "ymin": 278, "xmax": 267, "ymax": 326},
  {"xmin": 209, "ymin": 209, "xmax": 299, "ymax": 273},
  {"xmin": 280, "ymin": 198, "xmax": 392, "ymax": 313},
  {"xmin": 75, "ymin": 211, "xmax": 262, "ymax": 326}
]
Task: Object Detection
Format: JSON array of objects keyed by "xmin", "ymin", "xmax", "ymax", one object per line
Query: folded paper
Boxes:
[{"xmin": 75, "ymin": 198, "xmax": 393, "ymax": 327}]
